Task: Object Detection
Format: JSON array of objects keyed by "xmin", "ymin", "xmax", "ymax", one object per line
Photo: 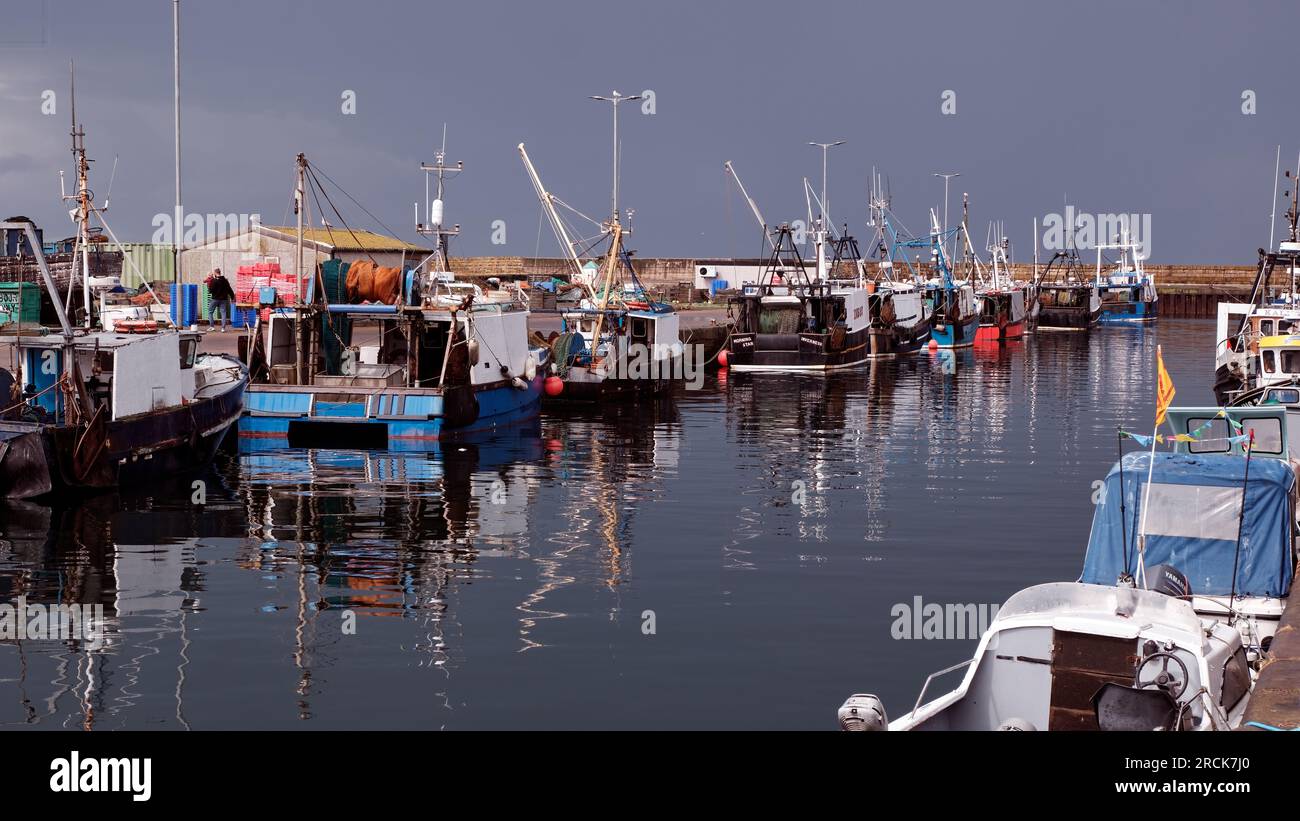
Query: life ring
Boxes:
[
  {"xmin": 116, "ymin": 320, "xmax": 158, "ymax": 334},
  {"xmin": 624, "ymin": 301, "xmax": 650, "ymax": 311}
]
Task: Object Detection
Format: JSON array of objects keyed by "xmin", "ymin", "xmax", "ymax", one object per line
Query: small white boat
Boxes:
[{"xmin": 839, "ymin": 581, "xmax": 1253, "ymax": 731}]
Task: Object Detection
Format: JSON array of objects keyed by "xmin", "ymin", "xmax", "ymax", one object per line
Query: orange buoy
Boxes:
[
  {"xmin": 717, "ymin": 349, "xmax": 729, "ymax": 368},
  {"xmin": 544, "ymin": 376, "xmax": 565, "ymax": 397}
]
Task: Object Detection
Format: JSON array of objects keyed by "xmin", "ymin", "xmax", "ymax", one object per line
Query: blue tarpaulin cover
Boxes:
[{"xmin": 1080, "ymin": 451, "xmax": 1295, "ymax": 597}]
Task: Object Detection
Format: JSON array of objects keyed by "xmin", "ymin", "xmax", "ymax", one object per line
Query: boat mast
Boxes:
[
  {"xmin": 417, "ymin": 125, "xmax": 462, "ymax": 275},
  {"xmin": 66, "ymin": 62, "xmax": 92, "ymax": 329}
]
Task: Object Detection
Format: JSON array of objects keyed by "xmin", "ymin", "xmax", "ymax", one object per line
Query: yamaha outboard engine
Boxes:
[
  {"xmin": 838, "ymin": 694, "xmax": 888, "ymax": 731},
  {"xmin": 1147, "ymin": 564, "xmax": 1192, "ymax": 598}
]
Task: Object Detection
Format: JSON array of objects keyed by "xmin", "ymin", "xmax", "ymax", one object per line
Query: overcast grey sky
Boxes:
[{"xmin": 1, "ymin": 0, "xmax": 1296, "ymax": 263}]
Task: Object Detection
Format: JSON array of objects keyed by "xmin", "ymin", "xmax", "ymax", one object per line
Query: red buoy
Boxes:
[
  {"xmin": 928, "ymin": 339, "xmax": 939, "ymax": 351},
  {"xmin": 544, "ymin": 376, "xmax": 565, "ymax": 397},
  {"xmin": 717, "ymin": 349, "xmax": 729, "ymax": 368}
]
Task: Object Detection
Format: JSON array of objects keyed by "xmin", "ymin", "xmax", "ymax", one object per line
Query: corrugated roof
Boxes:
[{"xmin": 262, "ymin": 226, "xmax": 428, "ymax": 253}]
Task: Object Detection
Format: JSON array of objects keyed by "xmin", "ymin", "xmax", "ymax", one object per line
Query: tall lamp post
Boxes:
[
  {"xmin": 808, "ymin": 141, "xmax": 845, "ymax": 281},
  {"xmin": 173, "ymin": 0, "xmax": 182, "ymax": 288},
  {"xmin": 809, "ymin": 140, "xmax": 846, "ymax": 226},
  {"xmin": 589, "ymin": 91, "xmax": 642, "ymax": 223}
]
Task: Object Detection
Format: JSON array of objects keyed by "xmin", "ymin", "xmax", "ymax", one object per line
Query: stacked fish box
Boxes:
[
  {"xmin": 269, "ymin": 261, "xmax": 300, "ymax": 305},
  {"xmin": 169, "ymin": 283, "xmax": 200, "ymax": 326},
  {"xmin": 234, "ymin": 263, "xmax": 263, "ymax": 304},
  {"xmin": 239, "ymin": 260, "xmax": 301, "ymax": 303}
]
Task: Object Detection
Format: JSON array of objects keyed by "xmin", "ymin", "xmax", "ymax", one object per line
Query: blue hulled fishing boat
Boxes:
[{"xmin": 239, "ymin": 151, "xmax": 547, "ymax": 452}]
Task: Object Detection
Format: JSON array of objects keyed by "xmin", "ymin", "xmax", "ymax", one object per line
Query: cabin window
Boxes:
[
  {"xmin": 1281, "ymin": 319, "xmax": 1297, "ymax": 335},
  {"xmin": 1243, "ymin": 418, "xmax": 1284, "ymax": 454},
  {"xmin": 1266, "ymin": 389, "xmax": 1300, "ymax": 404},
  {"xmin": 179, "ymin": 338, "xmax": 197, "ymax": 369},
  {"xmin": 1220, "ymin": 646, "xmax": 1250, "ymax": 711},
  {"xmin": 630, "ymin": 317, "xmax": 649, "ymax": 343},
  {"xmin": 1260, "ymin": 319, "xmax": 1276, "ymax": 336},
  {"xmin": 1187, "ymin": 417, "xmax": 1230, "ymax": 453},
  {"xmin": 1228, "ymin": 313, "xmax": 1247, "ymax": 352},
  {"xmin": 1263, "ymin": 350, "xmax": 1277, "ymax": 374},
  {"xmin": 1282, "ymin": 350, "xmax": 1300, "ymax": 373}
]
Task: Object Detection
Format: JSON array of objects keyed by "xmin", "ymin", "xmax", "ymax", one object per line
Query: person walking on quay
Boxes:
[{"xmin": 205, "ymin": 268, "xmax": 236, "ymax": 332}]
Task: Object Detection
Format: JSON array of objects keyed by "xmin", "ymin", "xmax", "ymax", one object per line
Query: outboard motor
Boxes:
[
  {"xmin": 838, "ymin": 694, "xmax": 888, "ymax": 731},
  {"xmin": 997, "ymin": 717, "xmax": 1037, "ymax": 731},
  {"xmin": 1147, "ymin": 564, "xmax": 1192, "ymax": 598}
]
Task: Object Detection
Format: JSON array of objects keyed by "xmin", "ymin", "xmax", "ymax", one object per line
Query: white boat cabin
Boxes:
[{"xmin": 14, "ymin": 330, "xmax": 203, "ymax": 422}]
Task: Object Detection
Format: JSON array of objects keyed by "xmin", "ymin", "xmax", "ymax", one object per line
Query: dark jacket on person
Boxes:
[{"xmin": 208, "ymin": 275, "xmax": 236, "ymax": 302}]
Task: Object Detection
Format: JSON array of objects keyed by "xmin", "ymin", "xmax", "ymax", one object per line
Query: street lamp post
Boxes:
[
  {"xmin": 590, "ymin": 91, "xmax": 642, "ymax": 223},
  {"xmin": 809, "ymin": 140, "xmax": 846, "ymax": 226},
  {"xmin": 808, "ymin": 141, "xmax": 845, "ymax": 282}
]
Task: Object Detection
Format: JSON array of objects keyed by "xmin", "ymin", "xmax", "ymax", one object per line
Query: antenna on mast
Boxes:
[{"xmin": 417, "ymin": 125, "xmax": 463, "ymax": 274}]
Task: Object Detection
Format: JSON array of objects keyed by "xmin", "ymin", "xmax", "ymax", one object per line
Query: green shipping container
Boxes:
[{"xmin": 0, "ymin": 282, "xmax": 42, "ymax": 325}]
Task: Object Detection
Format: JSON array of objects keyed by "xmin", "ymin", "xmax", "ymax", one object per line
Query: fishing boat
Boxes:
[
  {"xmin": 519, "ymin": 94, "xmax": 683, "ymax": 401},
  {"xmin": 239, "ymin": 151, "xmax": 547, "ymax": 450},
  {"xmin": 912, "ymin": 213, "xmax": 979, "ymax": 348},
  {"xmin": 1213, "ymin": 166, "xmax": 1300, "ymax": 404},
  {"xmin": 1096, "ymin": 231, "xmax": 1157, "ymax": 323},
  {"xmin": 1035, "ymin": 249, "xmax": 1101, "ymax": 331},
  {"xmin": 958, "ymin": 204, "xmax": 1029, "ymax": 342},
  {"xmin": 721, "ymin": 159, "xmax": 927, "ymax": 369},
  {"xmin": 725, "ymin": 225, "xmax": 873, "ymax": 370},
  {"xmin": 0, "ymin": 242, "xmax": 246, "ymax": 499},
  {"xmin": 0, "ymin": 89, "xmax": 247, "ymax": 500}
]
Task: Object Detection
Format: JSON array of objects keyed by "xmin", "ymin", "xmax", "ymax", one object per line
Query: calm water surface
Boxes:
[{"xmin": 0, "ymin": 320, "xmax": 1217, "ymax": 729}]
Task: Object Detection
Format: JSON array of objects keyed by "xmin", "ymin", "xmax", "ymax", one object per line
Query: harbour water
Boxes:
[{"xmin": 0, "ymin": 320, "xmax": 1216, "ymax": 730}]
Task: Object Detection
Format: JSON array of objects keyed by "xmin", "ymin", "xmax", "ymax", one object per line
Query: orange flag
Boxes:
[{"xmin": 1155, "ymin": 345, "xmax": 1176, "ymax": 426}]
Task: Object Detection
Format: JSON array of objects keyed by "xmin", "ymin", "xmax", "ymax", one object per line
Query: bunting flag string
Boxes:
[
  {"xmin": 1119, "ymin": 430, "xmax": 1252, "ymax": 448},
  {"xmin": 1118, "ymin": 408, "xmax": 1250, "ymax": 448}
]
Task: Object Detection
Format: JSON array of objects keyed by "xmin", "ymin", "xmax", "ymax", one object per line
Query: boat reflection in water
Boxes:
[{"xmin": 0, "ymin": 487, "xmax": 216, "ymax": 730}]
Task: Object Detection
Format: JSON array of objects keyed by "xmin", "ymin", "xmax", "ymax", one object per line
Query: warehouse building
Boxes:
[{"xmin": 179, "ymin": 224, "xmax": 429, "ymax": 285}]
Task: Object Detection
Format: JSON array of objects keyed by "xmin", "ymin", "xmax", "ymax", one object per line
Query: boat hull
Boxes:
[
  {"xmin": 929, "ymin": 315, "xmax": 980, "ymax": 348},
  {"xmin": 975, "ymin": 318, "xmax": 1025, "ymax": 342},
  {"xmin": 240, "ymin": 373, "xmax": 545, "ymax": 451},
  {"xmin": 727, "ymin": 326, "xmax": 874, "ymax": 371},
  {"xmin": 1099, "ymin": 299, "xmax": 1159, "ymax": 324},
  {"xmin": 866, "ymin": 319, "xmax": 931, "ymax": 359},
  {"xmin": 0, "ymin": 379, "xmax": 246, "ymax": 500},
  {"xmin": 1037, "ymin": 305, "xmax": 1101, "ymax": 331}
]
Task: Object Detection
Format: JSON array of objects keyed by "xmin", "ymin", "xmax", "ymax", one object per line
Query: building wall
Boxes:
[
  {"xmin": 116, "ymin": 243, "xmax": 176, "ymax": 288},
  {"xmin": 180, "ymin": 232, "xmax": 328, "ymax": 286}
]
